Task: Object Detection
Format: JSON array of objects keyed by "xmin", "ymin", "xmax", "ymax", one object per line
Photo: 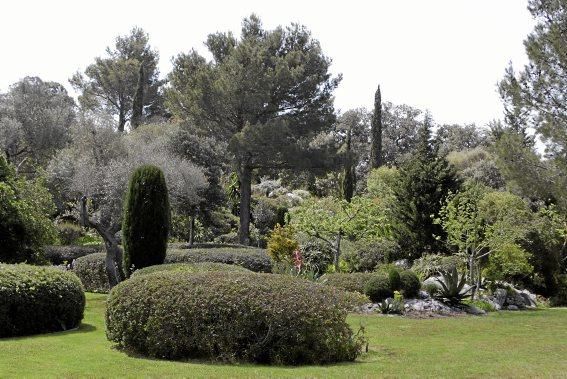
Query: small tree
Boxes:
[{"xmin": 122, "ymin": 165, "xmax": 170, "ymax": 275}]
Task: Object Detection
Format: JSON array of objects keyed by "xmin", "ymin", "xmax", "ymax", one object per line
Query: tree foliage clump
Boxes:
[
  {"xmin": 166, "ymin": 15, "xmax": 340, "ymax": 244},
  {"xmin": 122, "ymin": 165, "xmax": 170, "ymax": 275},
  {"xmin": 0, "ymin": 155, "xmax": 57, "ymax": 263},
  {"xmin": 392, "ymin": 119, "xmax": 460, "ymax": 259}
]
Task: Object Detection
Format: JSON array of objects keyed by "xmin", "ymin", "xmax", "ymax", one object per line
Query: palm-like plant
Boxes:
[{"xmin": 434, "ymin": 267, "xmax": 474, "ymax": 305}]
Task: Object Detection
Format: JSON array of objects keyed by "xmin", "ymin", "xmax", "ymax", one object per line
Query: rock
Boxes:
[
  {"xmin": 404, "ymin": 298, "xmax": 463, "ymax": 315},
  {"xmin": 394, "ymin": 259, "xmax": 410, "ymax": 270},
  {"xmin": 493, "ymin": 288, "xmax": 507, "ymax": 307},
  {"xmin": 507, "ymin": 305, "xmax": 519, "ymax": 311},
  {"xmin": 465, "ymin": 305, "xmax": 486, "ymax": 315},
  {"xmin": 418, "ymin": 290, "xmax": 431, "ymax": 299},
  {"xmin": 519, "ymin": 289, "xmax": 537, "ymax": 308}
]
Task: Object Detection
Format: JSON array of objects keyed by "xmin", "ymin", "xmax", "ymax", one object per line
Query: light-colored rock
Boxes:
[
  {"xmin": 423, "ymin": 276, "xmax": 443, "ymax": 289},
  {"xmin": 394, "ymin": 259, "xmax": 410, "ymax": 270},
  {"xmin": 465, "ymin": 305, "xmax": 486, "ymax": 315},
  {"xmin": 493, "ymin": 288, "xmax": 507, "ymax": 307},
  {"xmin": 418, "ymin": 290, "xmax": 431, "ymax": 299},
  {"xmin": 507, "ymin": 305, "xmax": 519, "ymax": 311}
]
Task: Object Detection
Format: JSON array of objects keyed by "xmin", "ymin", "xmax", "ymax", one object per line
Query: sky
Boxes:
[{"xmin": 0, "ymin": 0, "xmax": 535, "ymax": 127}]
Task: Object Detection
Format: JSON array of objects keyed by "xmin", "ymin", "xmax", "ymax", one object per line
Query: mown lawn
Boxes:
[{"xmin": 1, "ymin": 293, "xmax": 566, "ymax": 378}]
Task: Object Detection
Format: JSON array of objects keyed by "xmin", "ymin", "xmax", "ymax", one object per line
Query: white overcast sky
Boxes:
[{"xmin": 0, "ymin": 0, "xmax": 534, "ymax": 127}]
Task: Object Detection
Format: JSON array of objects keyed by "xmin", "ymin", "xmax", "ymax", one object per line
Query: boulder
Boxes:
[
  {"xmin": 507, "ymin": 305, "xmax": 519, "ymax": 311},
  {"xmin": 493, "ymin": 288, "xmax": 507, "ymax": 307},
  {"xmin": 423, "ymin": 276, "xmax": 443, "ymax": 289},
  {"xmin": 393, "ymin": 259, "xmax": 411, "ymax": 270}
]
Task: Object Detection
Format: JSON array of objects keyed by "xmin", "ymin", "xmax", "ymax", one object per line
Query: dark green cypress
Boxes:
[
  {"xmin": 131, "ymin": 63, "xmax": 145, "ymax": 130},
  {"xmin": 370, "ymin": 85, "xmax": 383, "ymax": 168},
  {"xmin": 122, "ymin": 165, "xmax": 170, "ymax": 275},
  {"xmin": 341, "ymin": 126, "xmax": 355, "ymax": 202},
  {"xmin": 392, "ymin": 113, "xmax": 460, "ymax": 260}
]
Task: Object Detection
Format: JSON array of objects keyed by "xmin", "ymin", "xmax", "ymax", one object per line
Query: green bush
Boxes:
[
  {"xmin": 0, "ymin": 264, "xmax": 85, "ymax": 337},
  {"xmin": 364, "ymin": 274, "xmax": 393, "ymax": 302},
  {"xmin": 411, "ymin": 254, "xmax": 464, "ymax": 280},
  {"xmin": 44, "ymin": 245, "xmax": 103, "ymax": 265},
  {"xmin": 55, "ymin": 222, "xmax": 84, "ymax": 245},
  {"xmin": 318, "ymin": 272, "xmax": 377, "ymax": 294},
  {"xmin": 388, "ymin": 268, "xmax": 401, "ymax": 291},
  {"xmin": 166, "ymin": 248, "xmax": 272, "ymax": 273},
  {"xmin": 0, "ymin": 156, "xmax": 58, "ymax": 264},
  {"xmin": 343, "ymin": 239, "xmax": 400, "ymax": 272},
  {"xmin": 72, "ymin": 253, "xmax": 110, "ymax": 293},
  {"xmin": 123, "ymin": 165, "xmax": 170, "ymax": 275},
  {"xmin": 106, "ymin": 271, "xmax": 364, "ymax": 364},
  {"xmin": 131, "ymin": 262, "xmax": 251, "ymax": 277},
  {"xmin": 399, "ymin": 270, "xmax": 421, "ymax": 298},
  {"xmin": 550, "ymin": 275, "xmax": 567, "ymax": 307}
]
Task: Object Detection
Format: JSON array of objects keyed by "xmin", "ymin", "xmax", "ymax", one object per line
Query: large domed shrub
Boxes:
[
  {"xmin": 364, "ymin": 274, "xmax": 393, "ymax": 302},
  {"xmin": 72, "ymin": 253, "xmax": 109, "ymax": 293},
  {"xmin": 399, "ymin": 270, "xmax": 421, "ymax": 298},
  {"xmin": 122, "ymin": 165, "xmax": 170, "ymax": 275},
  {"xmin": 131, "ymin": 262, "xmax": 251, "ymax": 277},
  {"xmin": 165, "ymin": 247, "xmax": 272, "ymax": 273},
  {"xmin": 106, "ymin": 271, "xmax": 364, "ymax": 364},
  {"xmin": 0, "ymin": 264, "xmax": 85, "ymax": 337}
]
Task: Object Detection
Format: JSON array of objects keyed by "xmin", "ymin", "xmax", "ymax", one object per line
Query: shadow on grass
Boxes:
[
  {"xmin": 0, "ymin": 323, "xmax": 97, "ymax": 341},
  {"xmin": 111, "ymin": 344, "xmax": 369, "ymax": 370}
]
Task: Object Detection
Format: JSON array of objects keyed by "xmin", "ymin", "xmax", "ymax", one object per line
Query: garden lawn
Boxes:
[{"xmin": 0, "ymin": 293, "xmax": 566, "ymax": 378}]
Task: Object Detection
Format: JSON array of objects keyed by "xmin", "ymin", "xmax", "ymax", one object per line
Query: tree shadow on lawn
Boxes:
[{"xmin": 0, "ymin": 323, "xmax": 97, "ymax": 341}]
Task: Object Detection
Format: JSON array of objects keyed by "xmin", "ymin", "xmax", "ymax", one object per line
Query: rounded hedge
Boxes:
[
  {"xmin": 44, "ymin": 245, "xmax": 103, "ymax": 265},
  {"xmin": 388, "ymin": 268, "xmax": 401, "ymax": 291},
  {"xmin": 318, "ymin": 273, "xmax": 376, "ymax": 294},
  {"xmin": 72, "ymin": 253, "xmax": 110, "ymax": 293},
  {"xmin": 399, "ymin": 270, "xmax": 421, "ymax": 298},
  {"xmin": 166, "ymin": 248, "xmax": 272, "ymax": 273},
  {"xmin": 364, "ymin": 274, "xmax": 393, "ymax": 302},
  {"xmin": 0, "ymin": 264, "xmax": 85, "ymax": 337},
  {"xmin": 106, "ymin": 271, "xmax": 364, "ymax": 364},
  {"xmin": 131, "ymin": 262, "xmax": 252, "ymax": 277}
]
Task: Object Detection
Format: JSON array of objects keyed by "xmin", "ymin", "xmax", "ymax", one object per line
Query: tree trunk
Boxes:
[
  {"xmin": 189, "ymin": 214, "xmax": 195, "ymax": 247},
  {"xmin": 118, "ymin": 108, "xmax": 126, "ymax": 133},
  {"xmin": 238, "ymin": 165, "xmax": 252, "ymax": 245},
  {"xmin": 333, "ymin": 232, "xmax": 342, "ymax": 272},
  {"xmin": 80, "ymin": 196, "xmax": 124, "ymax": 287}
]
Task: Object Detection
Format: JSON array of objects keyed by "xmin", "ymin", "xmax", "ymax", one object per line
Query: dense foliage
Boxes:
[
  {"xmin": 72, "ymin": 253, "xmax": 110, "ymax": 293},
  {"xmin": 0, "ymin": 264, "xmax": 85, "ymax": 337},
  {"xmin": 0, "ymin": 155, "xmax": 57, "ymax": 263},
  {"xmin": 165, "ymin": 247, "xmax": 272, "ymax": 273},
  {"xmin": 106, "ymin": 271, "xmax": 364, "ymax": 364},
  {"xmin": 44, "ymin": 245, "xmax": 103, "ymax": 265},
  {"xmin": 131, "ymin": 262, "xmax": 251, "ymax": 277},
  {"xmin": 122, "ymin": 165, "xmax": 170, "ymax": 275}
]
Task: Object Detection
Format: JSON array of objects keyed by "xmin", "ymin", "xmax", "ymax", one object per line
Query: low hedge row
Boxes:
[
  {"xmin": 131, "ymin": 262, "xmax": 251, "ymax": 277},
  {"xmin": 72, "ymin": 253, "xmax": 110, "ymax": 293},
  {"xmin": 44, "ymin": 245, "xmax": 103, "ymax": 265},
  {"xmin": 106, "ymin": 271, "xmax": 364, "ymax": 364},
  {"xmin": 165, "ymin": 248, "xmax": 272, "ymax": 273},
  {"xmin": 0, "ymin": 264, "xmax": 85, "ymax": 337},
  {"xmin": 320, "ymin": 269, "xmax": 421, "ymax": 302}
]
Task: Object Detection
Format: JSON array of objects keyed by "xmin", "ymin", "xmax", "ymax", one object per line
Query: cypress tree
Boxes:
[
  {"xmin": 122, "ymin": 165, "xmax": 170, "ymax": 275},
  {"xmin": 131, "ymin": 64, "xmax": 145, "ymax": 130},
  {"xmin": 341, "ymin": 127, "xmax": 355, "ymax": 202},
  {"xmin": 392, "ymin": 114, "xmax": 460, "ymax": 260},
  {"xmin": 370, "ymin": 85, "xmax": 383, "ymax": 168}
]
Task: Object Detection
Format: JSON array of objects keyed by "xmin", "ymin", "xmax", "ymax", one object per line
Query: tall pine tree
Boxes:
[
  {"xmin": 370, "ymin": 85, "xmax": 383, "ymax": 168},
  {"xmin": 392, "ymin": 114, "xmax": 460, "ymax": 260}
]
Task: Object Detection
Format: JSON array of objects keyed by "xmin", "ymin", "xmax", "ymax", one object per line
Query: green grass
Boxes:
[{"xmin": 1, "ymin": 293, "xmax": 566, "ymax": 378}]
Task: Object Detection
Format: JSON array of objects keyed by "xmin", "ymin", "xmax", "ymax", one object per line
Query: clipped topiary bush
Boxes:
[
  {"xmin": 131, "ymin": 262, "xmax": 251, "ymax": 277},
  {"xmin": 318, "ymin": 273, "xmax": 376, "ymax": 294},
  {"xmin": 166, "ymin": 248, "xmax": 272, "ymax": 273},
  {"xmin": 44, "ymin": 245, "xmax": 103, "ymax": 265},
  {"xmin": 72, "ymin": 253, "xmax": 109, "ymax": 293},
  {"xmin": 387, "ymin": 268, "xmax": 401, "ymax": 291},
  {"xmin": 0, "ymin": 264, "xmax": 85, "ymax": 337},
  {"xmin": 399, "ymin": 270, "xmax": 421, "ymax": 298},
  {"xmin": 122, "ymin": 165, "xmax": 170, "ymax": 275},
  {"xmin": 364, "ymin": 274, "xmax": 393, "ymax": 302},
  {"xmin": 106, "ymin": 271, "xmax": 364, "ymax": 364}
]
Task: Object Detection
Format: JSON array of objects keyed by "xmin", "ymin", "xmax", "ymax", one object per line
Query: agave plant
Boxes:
[
  {"xmin": 376, "ymin": 292, "xmax": 405, "ymax": 314},
  {"xmin": 434, "ymin": 267, "xmax": 474, "ymax": 305}
]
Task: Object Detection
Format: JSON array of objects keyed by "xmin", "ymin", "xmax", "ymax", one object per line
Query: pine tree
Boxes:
[
  {"xmin": 370, "ymin": 85, "xmax": 383, "ymax": 168},
  {"xmin": 122, "ymin": 165, "xmax": 170, "ymax": 275},
  {"xmin": 131, "ymin": 64, "xmax": 145, "ymax": 130},
  {"xmin": 392, "ymin": 114, "xmax": 460, "ymax": 260}
]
